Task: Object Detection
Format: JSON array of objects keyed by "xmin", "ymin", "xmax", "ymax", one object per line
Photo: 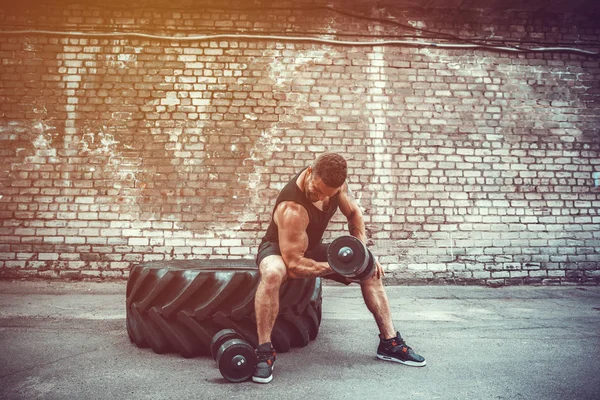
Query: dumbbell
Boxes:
[
  {"xmin": 326, "ymin": 235, "xmax": 376, "ymax": 282},
  {"xmin": 210, "ymin": 329, "xmax": 256, "ymax": 383}
]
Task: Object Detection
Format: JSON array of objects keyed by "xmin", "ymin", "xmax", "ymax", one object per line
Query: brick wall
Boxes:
[{"xmin": 1, "ymin": 0, "xmax": 599, "ymax": 284}]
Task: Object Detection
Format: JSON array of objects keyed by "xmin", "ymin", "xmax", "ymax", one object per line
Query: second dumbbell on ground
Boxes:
[
  {"xmin": 210, "ymin": 329, "xmax": 257, "ymax": 383},
  {"xmin": 326, "ymin": 235, "xmax": 376, "ymax": 282}
]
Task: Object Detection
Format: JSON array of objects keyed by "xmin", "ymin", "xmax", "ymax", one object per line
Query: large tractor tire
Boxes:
[{"xmin": 126, "ymin": 259, "xmax": 322, "ymax": 358}]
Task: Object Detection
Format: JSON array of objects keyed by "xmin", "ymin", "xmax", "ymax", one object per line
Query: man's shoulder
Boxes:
[
  {"xmin": 274, "ymin": 201, "xmax": 309, "ymax": 226},
  {"xmin": 275, "ymin": 200, "xmax": 307, "ymax": 215}
]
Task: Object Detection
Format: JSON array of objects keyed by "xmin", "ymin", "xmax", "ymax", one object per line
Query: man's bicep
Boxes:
[{"xmin": 274, "ymin": 203, "xmax": 310, "ymax": 266}]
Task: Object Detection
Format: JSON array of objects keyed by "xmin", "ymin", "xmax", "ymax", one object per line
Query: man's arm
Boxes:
[
  {"xmin": 338, "ymin": 183, "xmax": 384, "ymax": 278},
  {"xmin": 275, "ymin": 201, "xmax": 333, "ymax": 278},
  {"xmin": 338, "ymin": 183, "xmax": 367, "ymax": 243}
]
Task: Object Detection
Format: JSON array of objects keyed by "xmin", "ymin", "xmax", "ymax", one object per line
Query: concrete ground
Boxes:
[{"xmin": 0, "ymin": 281, "xmax": 599, "ymax": 400}]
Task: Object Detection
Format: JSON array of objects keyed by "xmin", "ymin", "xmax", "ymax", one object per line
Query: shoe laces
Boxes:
[
  {"xmin": 256, "ymin": 348, "xmax": 276, "ymax": 365},
  {"xmin": 390, "ymin": 337, "xmax": 412, "ymax": 352}
]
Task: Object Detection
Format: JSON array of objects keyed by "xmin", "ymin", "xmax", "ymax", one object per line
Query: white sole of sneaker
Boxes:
[
  {"xmin": 252, "ymin": 365, "xmax": 275, "ymax": 384},
  {"xmin": 377, "ymin": 354, "xmax": 427, "ymax": 367},
  {"xmin": 252, "ymin": 375, "xmax": 273, "ymax": 384}
]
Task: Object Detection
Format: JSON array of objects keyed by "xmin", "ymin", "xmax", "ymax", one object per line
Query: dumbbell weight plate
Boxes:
[
  {"xmin": 327, "ymin": 236, "xmax": 369, "ymax": 278},
  {"xmin": 216, "ymin": 338, "xmax": 257, "ymax": 383},
  {"xmin": 210, "ymin": 329, "xmax": 243, "ymax": 360},
  {"xmin": 352, "ymin": 249, "xmax": 376, "ymax": 282}
]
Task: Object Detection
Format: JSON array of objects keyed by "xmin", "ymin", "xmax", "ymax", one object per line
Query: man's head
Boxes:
[{"xmin": 304, "ymin": 153, "xmax": 347, "ymax": 203}]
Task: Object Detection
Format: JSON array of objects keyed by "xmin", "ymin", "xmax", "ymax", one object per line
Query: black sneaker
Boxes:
[
  {"xmin": 252, "ymin": 342, "xmax": 276, "ymax": 383},
  {"xmin": 377, "ymin": 332, "xmax": 426, "ymax": 367}
]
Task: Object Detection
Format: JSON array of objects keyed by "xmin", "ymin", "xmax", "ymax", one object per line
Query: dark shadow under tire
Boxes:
[{"xmin": 126, "ymin": 260, "xmax": 322, "ymax": 357}]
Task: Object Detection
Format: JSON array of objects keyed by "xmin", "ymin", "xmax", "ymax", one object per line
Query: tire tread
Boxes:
[{"xmin": 126, "ymin": 261, "xmax": 321, "ymax": 356}]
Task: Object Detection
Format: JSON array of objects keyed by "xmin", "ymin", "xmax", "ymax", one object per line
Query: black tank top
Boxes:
[{"xmin": 262, "ymin": 167, "xmax": 340, "ymax": 250}]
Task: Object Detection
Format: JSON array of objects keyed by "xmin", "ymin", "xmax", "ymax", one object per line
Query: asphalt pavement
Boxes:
[{"xmin": 0, "ymin": 280, "xmax": 599, "ymax": 400}]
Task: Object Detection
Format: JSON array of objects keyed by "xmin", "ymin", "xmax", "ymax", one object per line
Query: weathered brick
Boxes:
[
  {"xmin": 0, "ymin": 5, "xmax": 598, "ymax": 284},
  {"xmin": 128, "ymin": 238, "xmax": 149, "ymax": 246}
]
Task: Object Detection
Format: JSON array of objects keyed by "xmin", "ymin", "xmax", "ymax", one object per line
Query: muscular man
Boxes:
[{"xmin": 252, "ymin": 153, "xmax": 425, "ymax": 384}]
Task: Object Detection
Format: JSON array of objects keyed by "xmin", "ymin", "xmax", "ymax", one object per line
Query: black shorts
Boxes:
[{"xmin": 256, "ymin": 240, "xmax": 353, "ymax": 286}]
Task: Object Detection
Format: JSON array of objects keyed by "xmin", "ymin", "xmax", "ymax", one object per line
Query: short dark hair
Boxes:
[{"xmin": 313, "ymin": 153, "xmax": 347, "ymax": 188}]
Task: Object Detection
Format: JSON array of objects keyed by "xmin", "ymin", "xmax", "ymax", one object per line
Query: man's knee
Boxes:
[
  {"xmin": 360, "ymin": 273, "xmax": 384, "ymax": 288},
  {"xmin": 259, "ymin": 256, "xmax": 288, "ymax": 287}
]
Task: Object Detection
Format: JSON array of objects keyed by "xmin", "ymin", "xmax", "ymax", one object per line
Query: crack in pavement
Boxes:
[{"xmin": 0, "ymin": 347, "xmax": 102, "ymax": 379}]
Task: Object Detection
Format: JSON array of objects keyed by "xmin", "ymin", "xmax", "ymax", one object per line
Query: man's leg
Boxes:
[
  {"xmin": 360, "ymin": 273, "xmax": 396, "ymax": 339},
  {"xmin": 255, "ymin": 254, "xmax": 288, "ymax": 344},
  {"xmin": 360, "ymin": 274, "xmax": 426, "ymax": 367},
  {"xmin": 253, "ymin": 254, "xmax": 287, "ymax": 383}
]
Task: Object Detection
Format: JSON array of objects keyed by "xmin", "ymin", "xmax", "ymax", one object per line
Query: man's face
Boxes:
[{"xmin": 305, "ymin": 169, "xmax": 341, "ymax": 203}]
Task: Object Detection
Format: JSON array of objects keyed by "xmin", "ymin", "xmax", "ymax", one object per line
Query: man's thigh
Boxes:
[
  {"xmin": 256, "ymin": 241, "xmax": 283, "ymax": 268},
  {"xmin": 256, "ymin": 241, "xmax": 288, "ymax": 281}
]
